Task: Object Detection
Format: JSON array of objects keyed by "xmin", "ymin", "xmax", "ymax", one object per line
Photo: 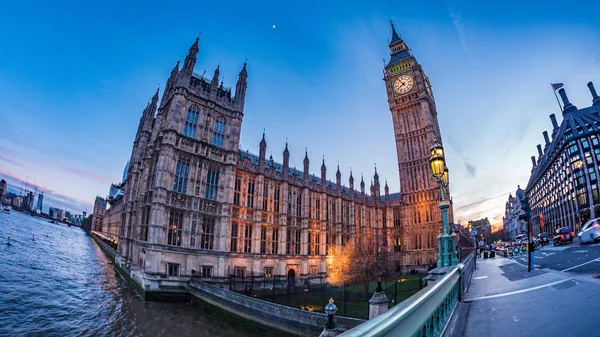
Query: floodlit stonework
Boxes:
[{"xmin": 117, "ymin": 24, "xmax": 453, "ymax": 293}]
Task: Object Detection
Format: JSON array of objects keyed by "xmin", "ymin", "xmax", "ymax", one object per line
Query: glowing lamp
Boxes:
[
  {"xmin": 429, "ymin": 140, "xmax": 445, "ymax": 179},
  {"xmin": 443, "ymin": 166, "xmax": 449, "ymax": 185}
]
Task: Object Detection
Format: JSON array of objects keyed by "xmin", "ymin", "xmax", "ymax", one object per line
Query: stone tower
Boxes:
[{"xmin": 384, "ymin": 22, "xmax": 452, "ymax": 266}]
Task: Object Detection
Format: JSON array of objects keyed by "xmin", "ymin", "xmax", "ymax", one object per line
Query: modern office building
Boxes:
[
  {"xmin": 36, "ymin": 193, "xmax": 43, "ymax": 212},
  {"xmin": 117, "ymin": 24, "xmax": 453, "ymax": 292},
  {"xmin": 526, "ymin": 82, "xmax": 600, "ymax": 235}
]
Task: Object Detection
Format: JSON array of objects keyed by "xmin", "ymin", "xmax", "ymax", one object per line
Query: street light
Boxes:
[
  {"xmin": 324, "ymin": 297, "xmax": 338, "ymax": 330},
  {"xmin": 429, "ymin": 139, "xmax": 457, "ymax": 267}
]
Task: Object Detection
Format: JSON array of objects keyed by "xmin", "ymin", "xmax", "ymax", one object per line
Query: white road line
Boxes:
[
  {"xmin": 473, "ymin": 276, "xmax": 488, "ymax": 280},
  {"xmin": 463, "ymin": 278, "xmax": 574, "ymax": 302},
  {"xmin": 560, "ymin": 258, "xmax": 600, "ymax": 272}
]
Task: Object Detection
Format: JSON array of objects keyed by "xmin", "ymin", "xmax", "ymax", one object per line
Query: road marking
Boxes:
[
  {"xmin": 463, "ymin": 278, "xmax": 573, "ymax": 302},
  {"xmin": 473, "ymin": 276, "xmax": 488, "ymax": 280},
  {"xmin": 560, "ymin": 258, "xmax": 600, "ymax": 272},
  {"xmin": 573, "ymin": 250, "xmax": 589, "ymax": 253}
]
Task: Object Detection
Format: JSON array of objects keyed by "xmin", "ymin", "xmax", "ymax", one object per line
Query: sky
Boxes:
[{"xmin": 0, "ymin": 1, "xmax": 599, "ymax": 227}]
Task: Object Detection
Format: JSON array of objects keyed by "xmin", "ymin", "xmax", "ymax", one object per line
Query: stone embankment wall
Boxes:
[
  {"xmin": 189, "ymin": 279, "xmax": 364, "ymax": 336},
  {"xmin": 91, "ymin": 233, "xmax": 362, "ymax": 336}
]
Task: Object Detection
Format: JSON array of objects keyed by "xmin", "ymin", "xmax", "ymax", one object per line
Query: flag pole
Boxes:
[{"xmin": 551, "ymin": 83, "xmax": 563, "ymax": 113}]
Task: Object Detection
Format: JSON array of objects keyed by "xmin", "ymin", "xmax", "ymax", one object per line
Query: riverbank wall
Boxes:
[
  {"xmin": 189, "ymin": 279, "xmax": 364, "ymax": 336},
  {"xmin": 90, "ymin": 233, "xmax": 362, "ymax": 336}
]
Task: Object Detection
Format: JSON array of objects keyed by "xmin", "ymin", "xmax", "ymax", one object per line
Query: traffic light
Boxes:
[{"xmin": 519, "ymin": 197, "xmax": 531, "ymax": 221}]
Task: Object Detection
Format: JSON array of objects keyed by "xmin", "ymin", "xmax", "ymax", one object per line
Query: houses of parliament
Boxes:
[{"xmin": 116, "ymin": 23, "xmax": 453, "ymax": 292}]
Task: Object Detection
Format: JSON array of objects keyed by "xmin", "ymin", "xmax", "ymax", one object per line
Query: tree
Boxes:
[{"xmin": 327, "ymin": 234, "xmax": 391, "ymax": 296}]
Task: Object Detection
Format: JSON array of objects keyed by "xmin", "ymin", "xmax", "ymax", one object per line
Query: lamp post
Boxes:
[
  {"xmin": 429, "ymin": 139, "xmax": 456, "ymax": 268},
  {"xmin": 324, "ymin": 297, "xmax": 338, "ymax": 330}
]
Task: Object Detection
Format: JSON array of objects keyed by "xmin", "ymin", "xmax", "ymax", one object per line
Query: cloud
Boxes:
[
  {"xmin": 447, "ymin": 5, "xmax": 468, "ymax": 54},
  {"xmin": 464, "ymin": 161, "xmax": 476, "ymax": 177},
  {"xmin": 53, "ymin": 161, "xmax": 111, "ymax": 185}
]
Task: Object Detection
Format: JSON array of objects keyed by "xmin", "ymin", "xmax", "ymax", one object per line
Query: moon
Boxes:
[{"xmin": 272, "ymin": 25, "xmax": 276, "ymax": 29}]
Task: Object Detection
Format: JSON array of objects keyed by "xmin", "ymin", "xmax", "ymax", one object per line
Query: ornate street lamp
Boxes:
[{"xmin": 429, "ymin": 139, "xmax": 456, "ymax": 268}]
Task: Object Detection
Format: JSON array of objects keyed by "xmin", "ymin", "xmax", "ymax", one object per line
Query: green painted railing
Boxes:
[{"xmin": 339, "ymin": 267, "xmax": 460, "ymax": 337}]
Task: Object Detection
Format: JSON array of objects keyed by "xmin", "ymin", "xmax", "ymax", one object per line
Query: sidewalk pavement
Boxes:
[{"xmin": 443, "ymin": 255, "xmax": 600, "ymax": 337}]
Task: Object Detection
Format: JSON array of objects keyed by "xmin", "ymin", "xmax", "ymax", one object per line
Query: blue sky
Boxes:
[{"xmin": 0, "ymin": 0, "xmax": 599, "ymax": 227}]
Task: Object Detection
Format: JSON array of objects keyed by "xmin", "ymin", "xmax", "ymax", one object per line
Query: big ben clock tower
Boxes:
[{"xmin": 384, "ymin": 22, "xmax": 453, "ymax": 267}]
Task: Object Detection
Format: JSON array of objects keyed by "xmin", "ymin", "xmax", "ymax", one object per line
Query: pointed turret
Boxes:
[
  {"xmin": 388, "ymin": 20, "xmax": 410, "ymax": 56},
  {"xmin": 259, "ymin": 131, "xmax": 267, "ymax": 172},
  {"xmin": 303, "ymin": 148, "xmax": 309, "ymax": 181},
  {"xmin": 162, "ymin": 60, "xmax": 180, "ymax": 104},
  {"xmin": 588, "ymin": 82, "xmax": 600, "ymax": 106},
  {"xmin": 211, "ymin": 64, "xmax": 220, "ymax": 88},
  {"xmin": 321, "ymin": 157, "xmax": 326, "ymax": 187},
  {"xmin": 283, "ymin": 142, "xmax": 290, "ymax": 177},
  {"xmin": 335, "ymin": 163, "xmax": 341, "ymax": 188},
  {"xmin": 384, "ymin": 179, "xmax": 389, "ymax": 200},
  {"xmin": 349, "ymin": 170, "xmax": 354, "ymax": 191},
  {"xmin": 235, "ymin": 61, "xmax": 248, "ymax": 109},
  {"xmin": 182, "ymin": 37, "xmax": 199, "ymax": 75},
  {"xmin": 373, "ymin": 165, "xmax": 381, "ymax": 199},
  {"xmin": 360, "ymin": 174, "xmax": 365, "ymax": 195}
]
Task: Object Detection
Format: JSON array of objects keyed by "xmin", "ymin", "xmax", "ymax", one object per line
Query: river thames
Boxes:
[{"xmin": 0, "ymin": 211, "xmax": 280, "ymax": 337}]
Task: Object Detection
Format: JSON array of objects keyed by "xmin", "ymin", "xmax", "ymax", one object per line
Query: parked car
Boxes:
[
  {"xmin": 578, "ymin": 218, "xmax": 600, "ymax": 244},
  {"xmin": 553, "ymin": 226, "xmax": 574, "ymax": 245},
  {"xmin": 537, "ymin": 232, "xmax": 550, "ymax": 245}
]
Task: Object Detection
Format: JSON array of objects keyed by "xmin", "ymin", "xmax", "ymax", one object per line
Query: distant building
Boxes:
[
  {"xmin": 469, "ymin": 218, "xmax": 492, "ymax": 243},
  {"xmin": 12, "ymin": 196, "xmax": 23, "ymax": 209},
  {"xmin": 65, "ymin": 211, "xmax": 72, "ymax": 221},
  {"xmin": 503, "ymin": 188, "xmax": 524, "ymax": 240},
  {"xmin": 526, "ymin": 82, "xmax": 600, "ymax": 235},
  {"xmin": 49, "ymin": 207, "xmax": 64, "ymax": 220},
  {"xmin": 24, "ymin": 191, "xmax": 34, "ymax": 211},
  {"xmin": 37, "ymin": 193, "xmax": 44, "ymax": 212},
  {"xmin": 92, "ymin": 196, "xmax": 107, "ymax": 232},
  {"xmin": 103, "ymin": 194, "xmax": 124, "ymax": 239},
  {"xmin": 0, "ymin": 179, "xmax": 6, "ymax": 204}
]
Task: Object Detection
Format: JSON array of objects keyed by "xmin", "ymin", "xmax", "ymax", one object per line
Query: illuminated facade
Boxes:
[
  {"xmin": 117, "ymin": 24, "xmax": 452, "ymax": 293},
  {"xmin": 526, "ymin": 83, "xmax": 600, "ymax": 235}
]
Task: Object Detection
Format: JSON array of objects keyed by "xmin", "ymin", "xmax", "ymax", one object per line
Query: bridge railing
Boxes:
[{"xmin": 339, "ymin": 267, "xmax": 460, "ymax": 337}]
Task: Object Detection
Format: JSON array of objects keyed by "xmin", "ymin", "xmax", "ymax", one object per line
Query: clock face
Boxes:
[{"xmin": 393, "ymin": 74, "xmax": 414, "ymax": 94}]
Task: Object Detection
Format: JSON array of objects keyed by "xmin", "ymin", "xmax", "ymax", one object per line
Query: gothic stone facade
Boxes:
[{"xmin": 118, "ymin": 25, "xmax": 453, "ymax": 293}]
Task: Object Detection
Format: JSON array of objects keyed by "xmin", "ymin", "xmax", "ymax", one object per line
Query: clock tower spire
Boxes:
[{"xmin": 384, "ymin": 21, "xmax": 451, "ymax": 268}]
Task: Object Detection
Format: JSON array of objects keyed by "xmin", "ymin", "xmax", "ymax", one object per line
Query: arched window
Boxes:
[
  {"xmin": 212, "ymin": 118, "xmax": 226, "ymax": 148},
  {"xmin": 183, "ymin": 107, "xmax": 199, "ymax": 138}
]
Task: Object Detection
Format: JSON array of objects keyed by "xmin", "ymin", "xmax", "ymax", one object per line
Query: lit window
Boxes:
[
  {"xmin": 231, "ymin": 222, "xmax": 239, "ymax": 252},
  {"xmin": 244, "ymin": 225, "xmax": 252, "ymax": 253},
  {"xmin": 247, "ymin": 180, "xmax": 255, "ymax": 208},
  {"xmin": 265, "ymin": 267, "xmax": 273, "ymax": 278},
  {"xmin": 167, "ymin": 209, "xmax": 183, "ymax": 246},
  {"xmin": 234, "ymin": 176, "xmax": 241, "ymax": 206},
  {"xmin": 200, "ymin": 216, "xmax": 215, "ymax": 250},
  {"xmin": 310, "ymin": 266, "xmax": 317, "ymax": 275}
]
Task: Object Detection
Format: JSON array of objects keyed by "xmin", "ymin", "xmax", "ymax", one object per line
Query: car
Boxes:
[
  {"xmin": 578, "ymin": 218, "xmax": 600, "ymax": 244},
  {"xmin": 553, "ymin": 226, "xmax": 574, "ymax": 246},
  {"xmin": 537, "ymin": 232, "xmax": 550, "ymax": 245}
]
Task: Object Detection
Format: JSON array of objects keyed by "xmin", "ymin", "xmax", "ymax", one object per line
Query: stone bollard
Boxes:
[
  {"xmin": 319, "ymin": 298, "xmax": 338, "ymax": 337},
  {"xmin": 369, "ymin": 279, "xmax": 390, "ymax": 319}
]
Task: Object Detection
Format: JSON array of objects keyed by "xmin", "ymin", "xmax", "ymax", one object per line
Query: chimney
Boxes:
[
  {"xmin": 558, "ymin": 88, "xmax": 577, "ymax": 113},
  {"xmin": 588, "ymin": 82, "xmax": 600, "ymax": 106},
  {"xmin": 549, "ymin": 114, "xmax": 559, "ymax": 130},
  {"xmin": 543, "ymin": 131, "xmax": 550, "ymax": 145},
  {"xmin": 537, "ymin": 144, "xmax": 543, "ymax": 157},
  {"xmin": 531, "ymin": 156, "xmax": 537, "ymax": 167}
]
